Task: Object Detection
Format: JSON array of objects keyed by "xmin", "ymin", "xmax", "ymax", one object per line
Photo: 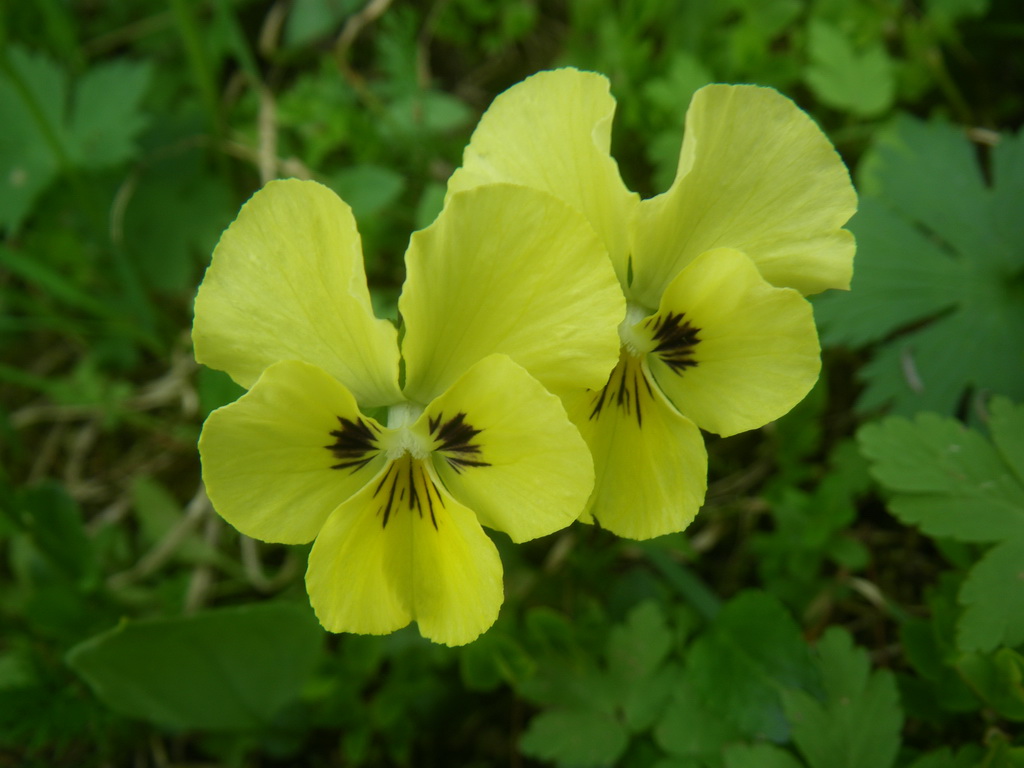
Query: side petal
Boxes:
[
  {"xmin": 420, "ymin": 354, "xmax": 593, "ymax": 543},
  {"xmin": 565, "ymin": 352, "xmax": 708, "ymax": 540},
  {"xmin": 193, "ymin": 179, "xmax": 402, "ymax": 407},
  {"xmin": 642, "ymin": 248, "xmax": 821, "ymax": 437},
  {"xmin": 629, "ymin": 84, "xmax": 856, "ymax": 306},
  {"xmin": 400, "ymin": 184, "xmax": 624, "ymax": 403},
  {"xmin": 447, "ymin": 68, "xmax": 640, "ymax": 285},
  {"xmin": 199, "ymin": 360, "xmax": 387, "ymax": 544},
  {"xmin": 306, "ymin": 457, "xmax": 503, "ymax": 646}
]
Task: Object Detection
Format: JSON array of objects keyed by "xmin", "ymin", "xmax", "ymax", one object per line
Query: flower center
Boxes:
[{"xmin": 587, "ymin": 347, "xmax": 656, "ymax": 429}]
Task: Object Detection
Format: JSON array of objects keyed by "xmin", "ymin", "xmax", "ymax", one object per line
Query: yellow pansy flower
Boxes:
[
  {"xmin": 193, "ymin": 179, "xmax": 624, "ymax": 645},
  {"xmin": 448, "ymin": 68, "xmax": 857, "ymax": 540}
]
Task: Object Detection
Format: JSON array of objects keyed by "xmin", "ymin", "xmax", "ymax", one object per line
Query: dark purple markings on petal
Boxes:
[
  {"xmin": 588, "ymin": 350, "xmax": 655, "ymax": 430},
  {"xmin": 644, "ymin": 312, "xmax": 701, "ymax": 375},
  {"xmin": 327, "ymin": 416, "xmax": 381, "ymax": 472},
  {"xmin": 428, "ymin": 412, "xmax": 491, "ymax": 474},
  {"xmin": 372, "ymin": 456, "xmax": 444, "ymax": 530}
]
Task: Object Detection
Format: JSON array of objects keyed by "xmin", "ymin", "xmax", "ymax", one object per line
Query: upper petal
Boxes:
[
  {"xmin": 400, "ymin": 184, "xmax": 624, "ymax": 404},
  {"xmin": 193, "ymin": 179, "xmax": 402, "ymax": 407},
  {"xmin": 199, "ymin": 359, "xmax": 387, "ymax": 544},
  {"xmin": 305, "ymin": 456, "xmax": 503, "ymax": 646},
  {"xmin": 419, "ymin": 354, "xmax": 593, "ymax": 544},
  {"xmin": 629, "ymin": 84, "xmax": 857, "ymax": 306},
  {"xmin": 447, "ymin": 68, "xmax": 640, "ymax": 285},
  {"xmin": 565, "ymin": 351, "xmax": 708, "ymax": 540},
  {"xmin": 639, "ymin": 248, "xmax": 821, "ymax": 437}
]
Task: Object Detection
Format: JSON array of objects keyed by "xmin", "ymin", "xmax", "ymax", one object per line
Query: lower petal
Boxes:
[
  {"xmin": 566, "ymin": 353, "xmax": 708, "ymax": 540},
  {"xmin": 306, "ymin": 457, "xmax": 503, "ymax": 646}
]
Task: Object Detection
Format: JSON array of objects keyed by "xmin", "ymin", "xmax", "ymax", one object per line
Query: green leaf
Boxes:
[
  {"xmin": 330, "ymin": 164, "xmax": 405, "ymax": 220},
  {"xmin": 816, "ymin": 118, "xmax": 1024, "ymax": 414},
  {"xmin": 804, "ymin": 20, "xmax": 895, "ymax": 117},
  {"xmin": 990, "ymin": 397, "xmax": 1024, "ymax": 487},
  {"xmin": 655, "ymin": 679, "xmax": 745, "ymax": 761},
  {"xmin": 66, "ymin": 602, "xmax": 323, "ymax": 730},
  {"xmin": 606, "ymin": 600, "xmax": 673, "ymax": 681},
  {"xmin": 0, "ymin": 47, "xmax": 64, "ymax": 232},
  {"xmin": 724, "ymin": 743, "xmax": 805, "ymax": 768},
  {"xmin": 781, "ymin": 627, "xmax": 903, "ymax": 768},
  {"xmin": 67, "ymin": 59, "xmax": 151, "ymax": 168},
  {"xmin": 978, "ymin": 731, "xmax": 1024, "ymax": 767},
  {"xmin": 858, "ymin": 412, "xmax": 1024, "ymax": 543},
  {"xmin": 519, "ymin": 708, "xmax": 629, "ymax": 768},
  {"xmin": 685, "ymin": 591, "xmax": 820, "ymax": 741},
  {"xmin": 458, "ymin": 627, "xmax": 534, "ymax": 692},
  {"xmin": 957, "ymin": 648, "xmax": 1024, "ymax": 721},
  {"xmin": 958, "ymin": 537, "xmax": 1024, "ymax": 651}
]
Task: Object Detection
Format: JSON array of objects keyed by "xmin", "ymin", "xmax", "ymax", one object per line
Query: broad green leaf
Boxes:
[
  {"xmin": 957, "ymin": 648, "xmax": 1024, "ymax": 721},
  {"xmin": 66, "ymin": 602, "xmax": 323, "ymax": 730},
  {"xmin": 724, "ymin": 743, "xmax": 806, "ymax": 768},
  {"xmin": 958, "ymin": 537, "xmax": 1024, "ymax": 651},
  {"xmin": 858, "ymin": 412, "xmax": 1024, "ymax": 542},
  {"xmin": 685, "ymin": 591, "xmax": 819, "ymax": 742},
  {"xmin": 781, "ymin": 627, "xmax": 903, "ymax": 768},
  {"xmin": 519, "ymin": 708, "xmax": 629, "ymax": 768},
  {"xmin": 977, "ymin": 731, "xmax": 1024, "ymax": 767},
  {"xmin": 816, "ymin": 118, "xmax": 1024, "ymax": 414},
  {"xmin": 804, "ymin": 20, "xmax": 894, "ymax": 117}
]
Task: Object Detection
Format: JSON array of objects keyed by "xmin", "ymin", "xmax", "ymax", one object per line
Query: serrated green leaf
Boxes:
[
  {"xmin": 66, "ymin": 602, "xmax": 323, "ymax": 730},
  {"xmin": 858, "ymin": 412, "xmax": 1024, "ymax": 542},
  {"xmin": 685, "ymin": 591, "xmax": 819, "ymax": 742},
  {"xmin": 804, "ymin": 20, "xmax": 894, "ymax": 117},
  {"xmin": 958, "ymin": 537, "xmax": 1024, "ymax": 651},
  {"xmin": 67, "ymin": 59, "xmax": 150, "ymax": 168},
  {"xmin": 781, "ymin": 627, "xmax": 903, "ymax": 768},
  {"xmin": 520, "ymin": 708, "xmax": 629, "ymax": 768},
  {"xmin": 724, "ymin": 743, "xmax": 805, "ymax": 768},
  {"xmin": 816, "ymin": 118, "xmax": 1024, "ymax": 414}
]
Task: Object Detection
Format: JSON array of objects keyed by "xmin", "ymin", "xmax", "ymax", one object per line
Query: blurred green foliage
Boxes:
[{"xmin": 1, "ymin": 0, "xmax": 1023, "ymax": 766}]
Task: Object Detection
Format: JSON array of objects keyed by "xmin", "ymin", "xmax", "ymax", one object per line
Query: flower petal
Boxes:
[
  {"xmin": 306, "ymin": 457, "xmax": 503, "ymax": 646},
  {"xmin": 400, "ymin": 184, "xmax": 624, "ymax": 403},
  {"xmin": 566, "ymin": 352, "xmax": 707, "ymax": 540},
  {"xmin": 629, "ymin": 84, "xmax": 856, "ymax": 305},
  {"xmin": 447, "ymin": 68, "xmax": 639, "ymax": 285},
  {"xmin": 199, "ymin": 360, "xmax": 387, "ymax": 544},
  {"xmin": 193, "ymin": 179, "xmax": 402, "ymax": 406},
  {"xmin": 642, "ymin": 248, "xmax": 820, "ymax": 437},
  {"xmin": 420, "ymin": 354, "xmax": 593, "ymax": 543}
]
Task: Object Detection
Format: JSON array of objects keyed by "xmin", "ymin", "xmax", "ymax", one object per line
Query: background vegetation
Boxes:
[{"xmin": 2, "ymin": 0, "xmax": 1023, "ymax": 765}]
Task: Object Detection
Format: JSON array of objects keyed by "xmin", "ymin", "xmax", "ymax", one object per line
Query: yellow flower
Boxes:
[
  {"xmin": 447, "ymin": 69, "xmax": 857, "ymax": 539},
  {"xmin": 193, "ymin": 179, "xmax": 624, "ymax": 644}
]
